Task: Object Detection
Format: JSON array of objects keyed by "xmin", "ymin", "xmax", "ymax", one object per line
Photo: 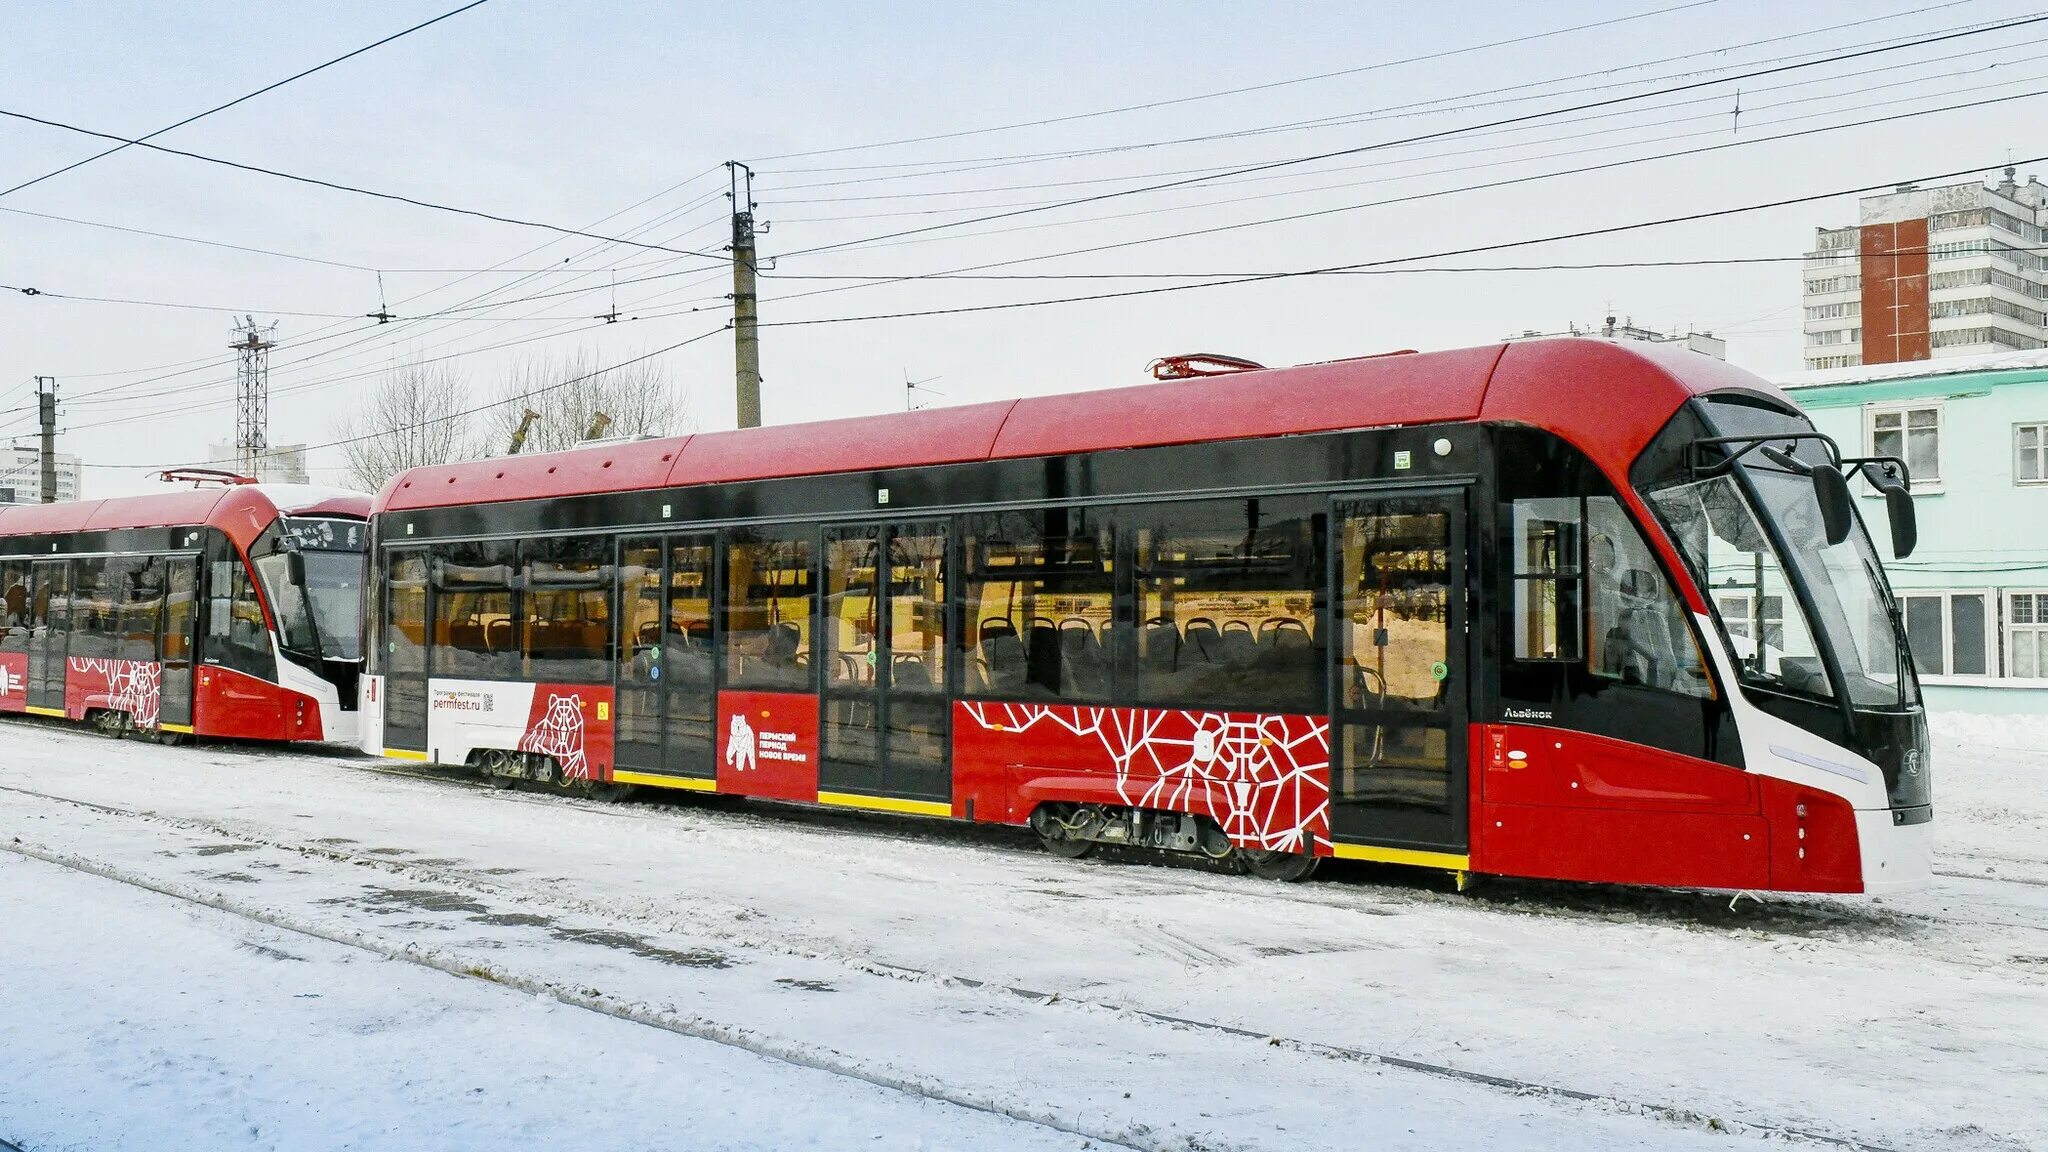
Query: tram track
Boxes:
[{"xmin": 0, "ymin": 779, "xmax": 1920, "ymax": 1152}]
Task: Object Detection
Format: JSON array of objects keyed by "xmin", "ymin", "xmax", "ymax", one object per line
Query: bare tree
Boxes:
[
  {"xmin": 339, "ymin": 360, "xmax": 478, "ymax": 491},
  {"xmin": 481, "ymin": 347, "xmax": 690, "ymax": 455}
]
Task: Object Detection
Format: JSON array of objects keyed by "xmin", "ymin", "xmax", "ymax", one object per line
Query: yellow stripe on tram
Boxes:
[
  {"xmin": 815, "ymin": 791, "xmax": 953, "ymax": 818},
  {"xmin": 383, "ymin": 748, "xmax": 431, "ymax": 762},
  {"xmin": 1328, "ymin": 842, "xmax": 1472, "ymax": 872},
  {"xmin": 159, "ymin": 723, "xmax": 195, "ymax": 735},
  {"xmin": 24, "ymin": 706, "xmax": 65, "ymax": 719},
  {"xmin": 611, "ymin": 770, "xmax": 717, "ymax": 793}
]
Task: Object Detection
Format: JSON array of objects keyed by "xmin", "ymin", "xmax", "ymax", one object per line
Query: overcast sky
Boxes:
[{"xmin": 4, "ymin": 0, "xmax": 2045, "ymax": 496}]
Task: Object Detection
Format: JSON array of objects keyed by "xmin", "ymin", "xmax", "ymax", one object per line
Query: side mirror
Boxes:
[
  {"xmin": 286, "ymin": 550, "xmax": 307, "ymax": 587},
  {"xmin": 1859, "ymin": 463, "xmax": 1918, "ymax": 559},
  {"xmin": 1883, "ymin": 486, "xmax": 1917, "ymax": 559},
  {"xmin": 1811, "ymin": 465, "xmax": 1853, "ymax": 546}
]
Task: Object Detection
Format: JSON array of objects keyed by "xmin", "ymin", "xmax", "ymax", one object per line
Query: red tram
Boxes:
[
  {"xmin": 0, "ymin": 475, "xmax": 369, "ymax": 743},
  {"xmin": 358, "ymin": 338, "xmax": 1931, "ymax": 893}
]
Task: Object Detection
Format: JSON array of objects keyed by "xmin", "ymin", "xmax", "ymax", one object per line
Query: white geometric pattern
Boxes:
[
  {"xmin": 69, "ymin": 658, "xmax": 162, "ymax": 730},
  {"xmin": 962, "ymin": 702, "xmax": 1332, "ymax": 852},
  {"xmin": 519, "ymin": 693, "xmax": 591, "ymax": 780}
]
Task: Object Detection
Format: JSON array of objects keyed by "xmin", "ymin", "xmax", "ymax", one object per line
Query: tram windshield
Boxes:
[
  {"xmin": 255, "ymin": 517, "xmax": 366, "ymax": 662},
  {"xmin": 1643, "ymin": 400, "xmax": 1917, "ymax": 711}
]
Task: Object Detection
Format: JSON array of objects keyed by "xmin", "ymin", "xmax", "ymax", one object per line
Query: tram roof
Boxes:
[
  {"xmin": 0, "ymin": 484, "xmax": 369, "ymax": 550},
  {"xmin": 377, "ymin": 337, "xmax": 1790, "ymax": 514}
]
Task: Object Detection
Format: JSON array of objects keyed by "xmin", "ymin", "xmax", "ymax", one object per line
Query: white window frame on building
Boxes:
[
  {"xmin": 2007, "ymin": 591, "xmax": 2048, "ymax": 679},
  {"xmin": 2016, "ymin": 422, "xmax": 2048, "ymax": 485},
  {"xmin": 1865, "ymin": 401, "xmax": 1943, "ymax": 493},
  {"xmin": 1896, "ymin": 589, "xmax": 1994, "ymax": 679}
]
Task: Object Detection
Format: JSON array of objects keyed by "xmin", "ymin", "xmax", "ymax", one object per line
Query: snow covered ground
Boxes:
[{"xmin": 0, "ymin": 715, "xmax": 2042, "ymax": 1152}]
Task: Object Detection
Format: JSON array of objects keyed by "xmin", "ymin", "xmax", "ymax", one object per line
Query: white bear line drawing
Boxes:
[{"xmin": 726, "ymin": 712, "xmax": 758, "ymax": 773}]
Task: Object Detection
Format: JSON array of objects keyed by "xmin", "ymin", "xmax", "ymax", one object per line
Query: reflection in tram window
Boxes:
[
  {"xmin": 1130, "ymin": 496, "xmax": 1325, "ymax": 713},
  {"xmin": 1510, "ymin": 497, "xmax": 1583, "ymax": 662},
  {"xmin": 431, "ymin": 540, "xmax": 517, "ymax": 679},
  {"xmin": 1336, "ymin": 724, "xmax": 1450, "ymax": 811},
  {"xmin": 1340, "ymin": 509, "xmax": 1449, "ymax": 712},
  {"xmin": 1584, "ymin": 498, "xmax": 1711, "ymax": 697},
  {"xmin": 888, "ymin": 528, "xmax": 948, "ymax": 695},
  {"xmin": 824, "ymin": 529, "xmax": 880, "ymax": 688},
  {"xmin": 0, "ymin": 560, "xmax": 27, "ymax": 648},
  {"xmin": 386, "ymin": 552, "xmax": 430, "ymax": 677},
  {"xmin": 724, "ymin": 529, "xmax": 815, "ymax": 691},
  {"xmin": 521, "ymin": 536, "xmax": 612, "ymax": 682},
  {"xmin": 964, "ymin": 508, "xmax": 1112, "ymax": 701}
]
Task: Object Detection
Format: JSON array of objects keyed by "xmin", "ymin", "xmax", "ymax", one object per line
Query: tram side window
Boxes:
[
  {"xmin": 206, "ymin": 552, "xmax": 273, "ymax": 676},
  {"xmin": 963, "ymin": 507, "xmax": 1113, "ymax": 701},
  {"xmin": 119, "ymin": 556, "xmax": 165, "ymax": 662},
  {"xmin": 0, "ymin": 560, "xmax": 28, "ymax": 651},
  {"xmin": 69, "ymin": 556, "xmax": 120, "ymax": 660},
  {"xmin": 1130, "ymin": 497, "xmax": 1326, "ymax": 713},
  {"xmin": 723, "ymin": 529, "xmax": 815, "ymax": 691},
  {"xmin": 522, "ymin": 536, "xmax": 612, "ymax": 682},
  {"xmin": 432, "ymin": 540, "xmax": 518, "ymax": 679},
  {"xmin": 1585, "ymin": 498, "xmax": 1710, "ymax": 696},
  {"xmin": 1510, "ymin": 498, "xmax": 1583, "ymax": 662},
  {"xmin": 386, "ymin": 552, "xmax": 430, "ymax": 675}
]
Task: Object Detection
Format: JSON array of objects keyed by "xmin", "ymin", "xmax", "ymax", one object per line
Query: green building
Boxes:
[{"xmin": 1779, "ymin": 350, "xmax": 2048, "ymax": 714}]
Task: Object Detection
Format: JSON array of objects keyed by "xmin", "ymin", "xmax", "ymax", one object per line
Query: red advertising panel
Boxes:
[
  {"xmin": 518, "ymin": 683, "xmax": 617, "ymax": 782},
  {"xmin": 0, "ymin": 652, "xmax": 25, "ymax": 713},
  {"xmin": 716, "ymin": 690, "xmax": 819, "ymax": 802}
]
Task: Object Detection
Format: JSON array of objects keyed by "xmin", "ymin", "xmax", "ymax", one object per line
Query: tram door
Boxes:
[
  {"xmin": 27, "ymin": 559, "xmax": 69, "ymax": 712},
  {"xmin": 818, "ymin": 521, "xmax": 951, "ymax": 807},
  {"xmin": 158, "ymin": 557, "xmax": 198, "ymax": 729},
  {"xmin": 382, "ymin": 550, "xmax": 431, "ymax": 753},
  {"xmin": 615, "ymin": 535, "xmax": 717, "ymax": 781},
  {"xmin": 1330, "ymin": 491, "xmax": 1469, "ymax": 856}
]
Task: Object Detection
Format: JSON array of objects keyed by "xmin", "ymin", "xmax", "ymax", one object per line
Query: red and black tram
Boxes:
[
  {"xmin": 0, "ymin": 475, "xmax": 369, "ymax": 743},
  {"xmin": 358, "ymin": 338, "xmax": 1930, "ymax": 893}
]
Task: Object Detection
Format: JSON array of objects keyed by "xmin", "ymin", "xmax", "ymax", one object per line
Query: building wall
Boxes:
[
  {"xmin": 0, "ymin": 447, "xmax": 81, "ymax": 503},
  {"xmin": 1788, "ymin": 367, "xmax": 2048, "ymax": 713},
  {"xmin": 1858, "ymin": 218, "xmax": 1930, "ymax": 365}
]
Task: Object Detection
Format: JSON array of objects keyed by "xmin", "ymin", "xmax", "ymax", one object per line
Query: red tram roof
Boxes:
[
  {"xmin": 376, "ymin": 338, "xmax": 1790, "ymax": 514},
  {"xmin": 0, "ymin": 485, "xmax": 370, "ymax": 553}
]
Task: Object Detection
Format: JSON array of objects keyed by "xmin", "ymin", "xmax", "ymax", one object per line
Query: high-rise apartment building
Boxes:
[
  {"xmin": 1802, "ymin": 169, "xmax": 2048, "ymax": 371},
  {"xmin": 0, "ymin": 444, "xmax": 80, "ymax": 504}
]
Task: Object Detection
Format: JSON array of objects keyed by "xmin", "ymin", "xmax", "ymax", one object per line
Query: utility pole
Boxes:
[
  {"xmin": 727, "ymin": 160, "xmax": 762, "ymax": 429},
  {"xmin": 34, "ymin": 376, "xmax": 56, "ymax": 503},
  {"xmin": 230, "ymin": 316, "xmax": 277, "ymax": 479}
]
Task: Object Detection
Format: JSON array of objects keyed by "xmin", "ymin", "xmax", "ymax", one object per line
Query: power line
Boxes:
[
  {"xmin": 756, "ymin": 80, "xmax": 2048, "ymax": 309},
  {"xmin": 761, "ymin": 27, "xmax": 2048, "ymax": 216},
  {"xmin": 35, "ymin": 172, "xmax": 728, "ymax": 411},
  {"xmin": 751, "ymin": 154, "xmax": 2048, "ymax": 329},
  {"xmin": 771, "ymin": 14, "xmax": 2048, "ymax": 260},
  {"xmin": 85, "ymin": 325, "xmax": 729, "ymax": 471},
  {"xmin": 756, "ymin": 246, "xmax": 2048, "ymax": 282},
  {"xmin": 0, "ymin": 0, "xmax": 497, "ymax": 201},
  {"xmin": 0, "ymin": 105, "xmax": 729, "ymax": 260},
  {"xmin": 758, "ymin": 1, "xmax": 1989, "ymax": 184},
  {"xmin": 753, "ymin": 1, "xmax": 1729, "ymax": 162}
]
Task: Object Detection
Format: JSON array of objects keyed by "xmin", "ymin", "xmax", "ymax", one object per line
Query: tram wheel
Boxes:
[
  {"xmin": 1243, "ymin": 849, "xmax": 1320, "ymax": 883},
  {"xmin": 1030, "ymin": 806, "xmax": 1096, "ymax": 860},
  {"xmin": 89, "ymin": 709, "xmax": 128, "ymax": 739}
]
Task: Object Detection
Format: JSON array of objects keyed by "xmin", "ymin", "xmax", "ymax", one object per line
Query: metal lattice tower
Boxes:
[{"xmin": 230, "ymin": 316, "xmax": 276, "ymax": 479}]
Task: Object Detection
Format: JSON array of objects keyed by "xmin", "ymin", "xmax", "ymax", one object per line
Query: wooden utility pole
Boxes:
[
  {"xmin": 34, "ymin": 376, "xmax": 55, "ymax": 503},
  {"xmin": 728, "ymin": 161, "xmax": 762, "ymax": 429}
]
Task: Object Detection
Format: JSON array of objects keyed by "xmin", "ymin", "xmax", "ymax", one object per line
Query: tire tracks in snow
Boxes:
[{"xmin": 0, "ymin": 781, "xmax": 1906, "ymax": 1152}]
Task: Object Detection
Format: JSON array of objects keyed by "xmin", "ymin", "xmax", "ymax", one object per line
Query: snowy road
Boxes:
[{"xmin": 0, "ymin": 717, "xmax": 2042, "ymax": 1152}]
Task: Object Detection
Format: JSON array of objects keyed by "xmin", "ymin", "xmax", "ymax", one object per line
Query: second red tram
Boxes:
[
  {"xmin": 357, "ymin": 338, "xmax": 1931, "ymax": 893},
  {"xmin": 0, "ymin": 478, "xmax": 369, "ymax": 743}
]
